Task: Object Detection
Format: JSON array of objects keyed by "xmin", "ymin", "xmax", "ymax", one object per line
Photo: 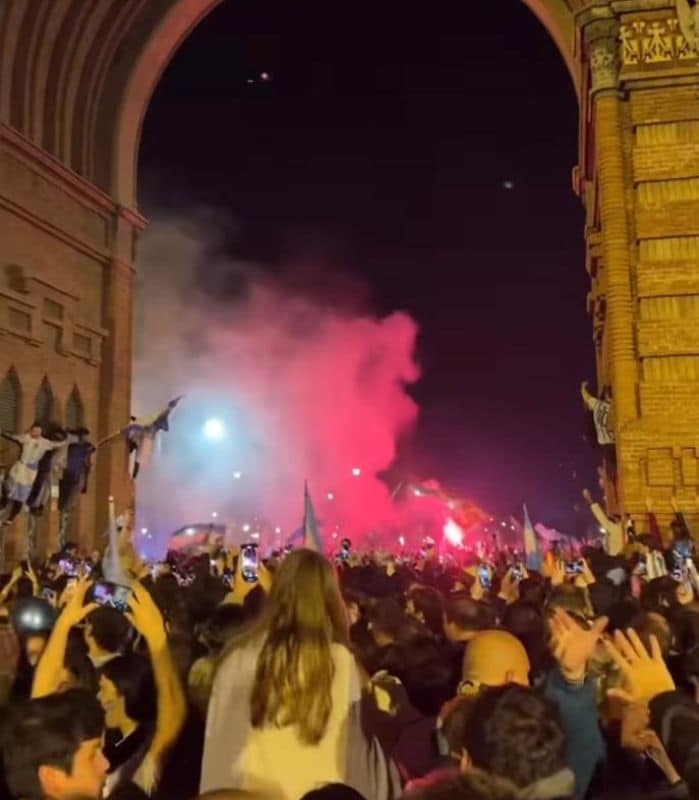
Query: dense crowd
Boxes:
[{"xmin": 2, "ymin": 504, "xmax": 699, "ymax": 800}]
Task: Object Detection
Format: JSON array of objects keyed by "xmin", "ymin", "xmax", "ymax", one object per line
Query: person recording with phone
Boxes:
[{"xmin": 31, "ymin": 577, "xmax": 186, "ymax": 798}]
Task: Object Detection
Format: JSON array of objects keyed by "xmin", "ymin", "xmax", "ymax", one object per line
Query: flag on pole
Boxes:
[
  {"xmin": 522, "ymin": 504, "xmax": 541, "ymax": 571},
  {"xmin": 304, "ymin": 482, "xmax": 322, "ymax": 552}
]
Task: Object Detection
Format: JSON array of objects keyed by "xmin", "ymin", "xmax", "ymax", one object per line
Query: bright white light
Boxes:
[
  {"xmin": 242, "ymin": 524, "xmax": 251, "ymax": 533},
  {"xmin": 501, "ymin": 521, "xmax": 507, "ymax": 527},
  {"xmin": 251, "ymin": 532, "xmax": 260, "ymax": 540},
  {"xmin": 185, "ymin": 527, "xmax": 194, "ymax": 536},
  {"xmin": 398, "ymin": 535, "xmax": 405, "ymax": 547},
  {"xmin": 211, "ymin": 511, "xmax": 218, "ymax": 519},
  {"xmin": 352, "ymin": 467, "xmax": 361, "ymax": 477},
  {"xmin": 274, "ymin": 527, "xmax": 281, "ymax": 534},
  {"xmin": 203, "ymin": 418, "xmax": 225, "ymax": 440},
  {"xmin": 140, "ymin": 528, "xmax": 148, "ymax": 535},
  {"xmin": 413, "ymin": 488, "xmax": 422, "ymax": 497},
  {"xmin": 600, "ymin": 527, "xmax": 607, "ymax": 534},
  {"xmin": 444, "ymin": 519, "xmax": 464, "ymax": 546},
  {"xmin": 260, "ymin": 72, "xmax": 271, "ymax": 81},
  {"xmin": 327, "ymin": 492, "xmax": 335, "ymax": 501},
  {"xmin": 233, "ymin": 471, "xmax": 242, "ymax": 480}
]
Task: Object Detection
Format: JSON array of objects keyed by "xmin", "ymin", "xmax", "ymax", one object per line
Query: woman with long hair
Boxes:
[{"xmin": 200, "ymin": 549, "xmax": 398, "ymax": 800}]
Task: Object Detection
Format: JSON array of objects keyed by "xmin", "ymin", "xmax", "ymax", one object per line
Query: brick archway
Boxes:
[{"xmin": 0, "ymin": 1, "xmax": 698, "ymax": 557}]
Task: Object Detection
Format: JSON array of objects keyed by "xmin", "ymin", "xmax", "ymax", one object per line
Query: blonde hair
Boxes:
[{"xmin": 249, "ymin": 549, "xmax": 348, "ymax": 744}]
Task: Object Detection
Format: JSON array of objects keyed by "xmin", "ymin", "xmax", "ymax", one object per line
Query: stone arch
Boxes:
[
  {"xmin": 65, "ymin": 385, "xmax": 85, "ymax": 430},
  {"xmin": 112, "ymin": 0, "xmax": 577, "ymax": 206},
  {"xmin": 0, "ymin": 1, "xmax": 577, "ymax": 208},
  {"xmin": 0, "ymin": 367, "xmax": 22, "ymax": 432},
  {"xmin": 34, "ymin": 376, "xmax": 55, "ymax": 429}
]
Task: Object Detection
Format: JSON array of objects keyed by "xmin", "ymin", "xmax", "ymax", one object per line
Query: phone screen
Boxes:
[
  {"xmin": 59, "ymin": 558, "xmax": 77, "ymax": 576},
  {"xmin": 241, "ymin": 544, "xmax": 259, "ymax": 583},
  {"xmin": 40, "ymin": 587, "xmax": 57, "ymax": 605},
  {"xmin": 565, "ymin": 561, "xmax": 584, "ymax": 575},
  {"xmin": 92, "ymin": 581, "xmax": 132, "ymax": 612},
  {"xmin": 478, "ymin": 564, "xmax": 491, "ymax": 589}
]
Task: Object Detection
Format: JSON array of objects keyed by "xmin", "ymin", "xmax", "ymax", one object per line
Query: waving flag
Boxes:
[
  {"xmin": 304, "ymin": 482, "xmax": 322, "ymax": 552},
  {"xmin": 523, "ymin": 504, "xmax": 541, "ymax": 571}
]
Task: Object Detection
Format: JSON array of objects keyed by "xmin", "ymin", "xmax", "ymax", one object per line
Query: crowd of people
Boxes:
[{"xmin": 1, "ymin": 501, "xmax": 699, "ymax": 800}]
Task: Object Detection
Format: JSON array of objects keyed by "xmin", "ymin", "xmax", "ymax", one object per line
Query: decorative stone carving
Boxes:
[
  {"xmin": 585, "ymin": 20, "xmax": 621, "ymax": 91},
  {"xmin": 621, "ymin": 14, "xmax": 696, "ymax": 65},
  {"xmin": 676, "ymin": 0, "xmax": 699, "ymax": 54}
]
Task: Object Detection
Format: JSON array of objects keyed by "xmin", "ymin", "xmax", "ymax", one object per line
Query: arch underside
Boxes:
[{"xmin": 0, "ymin": 0, "xmax": 577, "ymax": 209}]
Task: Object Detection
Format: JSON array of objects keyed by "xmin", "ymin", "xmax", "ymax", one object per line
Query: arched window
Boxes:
[
  {"xmin": 34, "ymin": 377, "xmax": 54, "ymax": 429},
  {"xmin": 65, "ymin": 386, "xmax": 85, "ymax": 429},
  {"xmin": 0, "ymin": 368, "xmax": 21, "ymax": 432}
]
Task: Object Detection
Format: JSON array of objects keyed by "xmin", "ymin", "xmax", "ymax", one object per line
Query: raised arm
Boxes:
[
  {"xmin": 32, "ymin": 577, "xmax": 97, "ymax": 697},
  {"xmin": 0, "ymin": 566, "xmax": 23, "ymax": 606},
  {"xmin": 126, "ymin": 581, "xmax": 186, "ymax": 794},
  {"xmin": 583, "ymin": 488, "xmax": 623, "ymax": 555},
  {"xmin": 580, "ymin": 381, "xmax": 596, "ymax": 411},
  {"xmin": 95, "ymin": 428, "xmax": 123, "ymax": 448}
]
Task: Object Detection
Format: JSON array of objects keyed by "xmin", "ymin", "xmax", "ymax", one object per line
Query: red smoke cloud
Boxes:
[{"xmin": 133, "ymin": 213, "xmax": 420, "ymax": 550}]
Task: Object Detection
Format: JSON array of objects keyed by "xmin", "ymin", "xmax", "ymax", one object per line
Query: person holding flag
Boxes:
[
  {"xmin": 303, "ymin": 482, "xmax": 323, "ymax": 552},
  {"xmin": 522, "ymin": 504, "xmax": 542, "ymax": 572},
  {"xmin": 98, "ymin": 396, "xmax": 183, "ymax": 479}
]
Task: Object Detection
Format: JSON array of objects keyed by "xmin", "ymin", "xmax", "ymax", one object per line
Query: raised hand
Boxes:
[
  {"xmin": 550, "ymin": 560, "xmax": 566, "ymax": 587},
  {"xmin": 58, "ymin": 576, "xmax": 98, "ymax": 628},
  {"xmin": 549, "ymin": 608, "xmax": 608, "ymax": 682},
  {"xmin": 125, "ymin": 581, "xmax": 167, "ymax": 651},
  {"xmin": 605, "ymin": 629, "xmax": 675, "ymax": 705},
  {"xmin": 498, "ymin": 567, "xmax": 519, "ymax": 604}
]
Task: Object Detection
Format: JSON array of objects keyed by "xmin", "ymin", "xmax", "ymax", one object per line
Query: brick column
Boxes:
[
  {"xmin": 584, "ymin": 18, "xmax": 639, "ymax": 507},
  {"xmin": 95, "ymin": 209, "xmax": 143, "ymax": 538}
]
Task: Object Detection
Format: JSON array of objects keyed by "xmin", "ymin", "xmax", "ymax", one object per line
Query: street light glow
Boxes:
[
  {"xmin": 352, "ymin": 467, "xmax": 361, "ymax": 477},
  {"xmin": 203, "ymin": 418, "xmax": 225, "ymax": 440}
]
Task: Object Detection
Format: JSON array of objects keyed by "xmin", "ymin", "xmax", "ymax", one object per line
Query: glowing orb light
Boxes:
[
  {"xmin": 327, "ymin": 492, "xmax": 335, "ymax": 501},
  {"xmin": 203, "ymin": 418, "xmax": 225, "ymax": 440},
  {"xmin": 351, "ymin": 467, "xmax": 361, "ymax": 477},
  {"xmin": 444, "ymin": 518, "xmax": 464, "ymax": 546}
]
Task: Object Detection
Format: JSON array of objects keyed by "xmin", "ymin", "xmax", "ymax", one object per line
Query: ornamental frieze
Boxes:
[{"xmin": 620, "ymin": 15, "xmax": 696, "ymax": 65}]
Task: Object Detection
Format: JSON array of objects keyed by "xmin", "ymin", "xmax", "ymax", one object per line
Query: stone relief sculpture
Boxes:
[{"xmin": 677, "ymin": 0, "xmax": 699, "ymax": 53}]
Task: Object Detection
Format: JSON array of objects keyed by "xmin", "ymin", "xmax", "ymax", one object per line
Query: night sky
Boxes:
[{"xmin": 139, "ymin": 0, "xmax": 599, "ymax": 532}]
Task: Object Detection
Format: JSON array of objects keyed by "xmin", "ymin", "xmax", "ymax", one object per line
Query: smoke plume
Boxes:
[{"xmin": 133, "ymin": 211, "xmax": 420, "ymax": 553}]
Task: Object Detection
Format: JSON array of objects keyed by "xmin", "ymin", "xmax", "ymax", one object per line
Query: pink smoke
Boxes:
[{"xmin": 133, "ymin": 213, "xmax": 420, "ymax": 551}]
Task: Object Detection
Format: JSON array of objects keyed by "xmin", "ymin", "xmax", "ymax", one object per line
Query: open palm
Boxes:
[
  {"xmin": 605, "ymin": 629, "xmax": 675, "ymax": 704},
  {"xmin": 550, "ymin": 608, "xmax": 608, "ymax": 681}
]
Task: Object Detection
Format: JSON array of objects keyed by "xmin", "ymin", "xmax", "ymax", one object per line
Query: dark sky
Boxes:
[{"xmin": 139, "ymin": 0, "xmax": 599, "ymax": 532}]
